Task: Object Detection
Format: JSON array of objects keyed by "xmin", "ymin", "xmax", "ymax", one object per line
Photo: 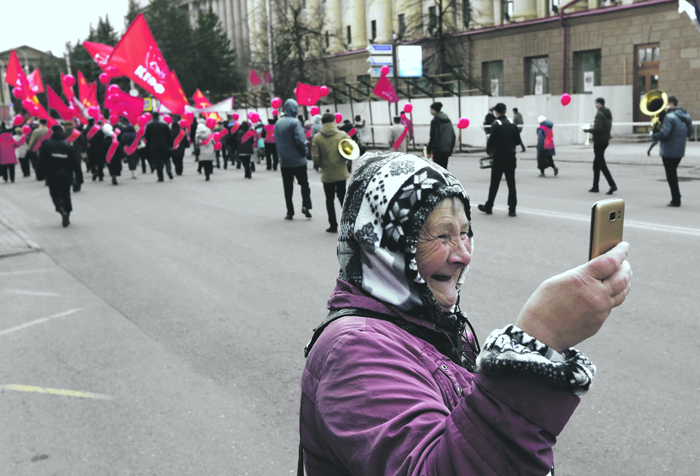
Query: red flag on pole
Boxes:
[
  {"xmin": 295, "ymin": 82, "xmax": 322, "ymax": 106},
  {"xmin": 249, "ymin": 70, "xmax": 261, "ymax": 86},
  {"xmin": 46, "ymin": 85, "xmax": 74, "ymax": 121},
  {"xmin": 264, "ymin": 71, "xmax": 273, "ymax": 84},
  {"xmin": 77, "ymin": 71, "xmax": 92, "ymax": 107},
  {"xmin": 4, "ymin": 51, "xmax": 27, "ymax": 89},
  {"xmin": 27, "ymin": 69, "xmax": 44, "ymax": 94},
  {"xmin": 158, "ymin": 71, "xmax": 189, "ymax": 115},
  {"xmin": 373, "ymin": 74, "xmax": 399, "ymax": 103},
  {"xmin": 107, "ymin": 89, "xmax": 145, "ymax": 125},
  {"xmin": 83, "ymin": 41, "xmax": 121, "ymax": 78},
  {"xmin": 192, "ymin": 89, "xmax": 222, "ymax": 121}
]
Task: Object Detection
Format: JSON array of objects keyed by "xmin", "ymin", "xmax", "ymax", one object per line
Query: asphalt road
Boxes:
[{"xmin": 1, "ymin": 147, "xmax": 699, "ymax": 475}]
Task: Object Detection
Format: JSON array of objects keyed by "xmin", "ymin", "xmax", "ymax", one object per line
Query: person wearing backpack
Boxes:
[
  {"xmin": 536, "ymin": 115, "xmax": 558, "ymax": 177},
  {"xmin": 651, "ymin": 95, "xmax": 693, "ymax": 207}
]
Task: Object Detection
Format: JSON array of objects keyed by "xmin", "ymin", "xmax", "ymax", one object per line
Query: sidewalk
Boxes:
[{"xmin": 0, "ymin": 214, "xmax": 40, "ymax": 259}]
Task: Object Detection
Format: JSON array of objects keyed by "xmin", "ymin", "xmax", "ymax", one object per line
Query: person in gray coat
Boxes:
[
  {"xmin": 651, "ymin": 95, "xmax": 693, "ymax": 207},
  {"xmin": 274, "ymin": 98, "xmax": 312, "ymax": 220}
]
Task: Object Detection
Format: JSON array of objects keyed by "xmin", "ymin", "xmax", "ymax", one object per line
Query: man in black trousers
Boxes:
[
  {"xmin": 478, "ymin": 102, "xmax": 521, "ymax": 217},
  {"xmin": 38, "ymin": 124, "xmax": 83, "ymax": 227},
  {"xmin": 144, "ymin": 112, "xmax": 174, "ymax": 182}
]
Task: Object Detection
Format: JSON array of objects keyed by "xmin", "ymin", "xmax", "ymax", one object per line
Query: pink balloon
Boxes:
[
  {"xmin": 184, "ymin": 111, "xmax": 194, "ymax": 122},
  {"xmin": 403, "ymin": 103, "xmax": 413, "ymax": 114},
  {"xmin": 163, "ymin": 115, "xmax": 173, "ymax": 125},
  {"xmin": 179, "ymin": 119, "xmax": 187, "ymax": 128},
  {"xmin": 12, "ymin": 115, "xmax": 23, "ymax": 126},
  {"xmin": 271, "ymin": 97, "xmax": 282, "ymax": 109},
  {"xmin": 250, "ymin": 112, "xmax": 260, "ymax": 124},
  {"xmin": 272, "ymin": 109, "xmax": 279, "ymax": 115},
  {"xmin": 319, "ymin": 86, "xmax": 329, "ymax": 97},
  {"xmin": 561, "ymin": 93, "xmax": 572, "ymax": 106},
  {"xmin": 144, "ymin": 113, "xmax": 152, "ymax": 122},
  {"xmin": 89, "ymin": 106, "xmax": 100, "ymax": 118},
  {"xmin": 137, "ymin": 115, "xmax": 148, "ymax": 126},
  {"xmin": 109, "ymin": 114, "xmax": 119, "ymax": 125},
  {"xmin": 12, "ymin": 87, "xmax": 24, "ymax": 99},
  {"xmin": 294, "ymin": 87, "xmax": 298, "ymax": 96},
  {"xmin": 335, "ymin": 112, "xmax": 342, "ymax": 124},
  {"xmin": 310, "ymin": 106, "xmax": 320, "ymax": 116},
  {"xmin": 106, "ymin": 94, "xmax": 120, "ymax": 106},
  {"xmin": 457, "ymin": 118, "xmax": 470, "ymax": 129},
  {"xmin": 107, "ymin": 84, "xmax": 120, "ymax": 95},
  {"xmin": 381, "ymin": 66, "xmax": 390, "ymax": 76},
  {"xmin": 64, "ymin": 75, "xmax": 75, "ymax": 87},
  {"xmin": 99, "ymin": 73, "xmax": 110, "ymax": 85},
  {"xmin": 213, "ymin": 131, "xmax": 222, "ymax": 141},
  {"xmin": 232, "ymin": 113, "xmax": 239, "ymax": 121},
  {"xmin": 213, "ymin": 142, "xmax": 222, "ymax": 151},
  {"xmin": 205, "ymin": 117, "xmax": 217, "ymax": 129},
  {"xmin": 22, "ymin": 99, "xmax": 33, "ymax": 110},
  {"xmin": 22, "ymin": 125, "xmax": 32, "ymax": 135}
]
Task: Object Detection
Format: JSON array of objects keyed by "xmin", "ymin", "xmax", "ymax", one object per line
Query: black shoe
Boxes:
[
  {"xmin": 168, "ymin": 172, "xmax": 173, "ymax": 180},
  {"xmin": 521, "ymin": 148, "xmax": 526, "ymax": 153},
  {"xmin": 92, "ymin": 174, "xmax": 97, "ymax": 182},
  {"xmin": 99, "ymin": 176, "xmax": 103, "ymax": 181},
  {"xmin": 508, "ymin": 210, "xmax": 517, "ymax": 217},
  {"xmin": 60, "ymin": 210, "xmax": 70, "ymax": 227},
  {"xmin": 302, "ymin": 206, "xmax": 312, "ymax": 218},
  {"xmin": 158, "ymin": 178, "xmax": 164, "ymax": 182},
  {"xmin": 285, "ymin": 214, "xmax": 293, "ymax": 220},
  {"xmin": 667, "ymin": 201, "xmax": 681, "ymax": 207},
  {"xmin": 112, "ymin": 177, "xmax": 118, "ymax": 185},
  {"xmin": 588, "ymin": 187, "xmax": 599, "ymax": 193},
  {"xmin": 326, "ymin": 226, "xmax": 338, "ymax": 233},
  {"xmin": 478, "ymin": 204, "xmax": 492, "ymax": 215},
  {"xmin": 553, "ymin": 167, "xmax": 559, "ymax": 177},
  {"xmin": 606, "ymin": 185, "xmax": 617, "ymax": 195}
]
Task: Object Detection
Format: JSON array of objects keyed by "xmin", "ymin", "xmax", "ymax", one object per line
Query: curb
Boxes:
[{"xmin": 0, "ymin": 213, "xmax": 42, "ymax": 259}]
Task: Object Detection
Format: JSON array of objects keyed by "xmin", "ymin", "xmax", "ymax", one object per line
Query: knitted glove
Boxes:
[{"xmin": 476, "ymin": 324, "xmax": 596, "ymax": 396}]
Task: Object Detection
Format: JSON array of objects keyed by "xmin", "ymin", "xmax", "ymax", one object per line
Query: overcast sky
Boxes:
[{"xmin": 0, "ymin": 0, "xmax": 137, "ymax": 57}]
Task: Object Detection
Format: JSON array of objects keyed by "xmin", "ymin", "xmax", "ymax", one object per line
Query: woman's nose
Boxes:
[{"xmin": 449, "ymin": 240, "xmax": 471, "ymax": 266}]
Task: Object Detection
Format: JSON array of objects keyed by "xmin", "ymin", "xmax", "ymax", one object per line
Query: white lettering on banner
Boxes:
[{"xmin": 134, "ymin": 65, "xmax": 165, "ymax": 94}]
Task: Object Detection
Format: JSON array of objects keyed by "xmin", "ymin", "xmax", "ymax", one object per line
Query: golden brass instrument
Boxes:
[
  {"xmin": 640, "ymin": 89, "xmax": 668, "ymax": 132},
  {"xmin": 338, "ymin": 138, "xmax": 360, "ymax": 160}
]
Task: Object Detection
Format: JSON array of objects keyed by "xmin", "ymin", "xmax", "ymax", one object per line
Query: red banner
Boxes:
[
  {"xmin": 77, "ymin": 71, "xmax": 99, "ymax": 108},
  {"xmin": 192, "ymin": 89, "xmax": 222, "ymax": 121},
  {"xmin": 65, "ymin": 130, "xmax": 81, "ymax": 143},
  {"xmin": 107, "ymin": 89, "xmax": 145, "ymax": 125},
  {"xmin": 295, "ymin": 82, "xmax": 322, "ymax": 106},
  {"xmin": 46, "ymin": 85, "xmax": 74, "ymax": 121},
  {"xmin": 373, "ymin": 74, "xmax": 399, "ymax": 103},
  {"xmin": 229, "ymin": 122, "xmax": 241, "ymax": 135},
  {"xmin": 83, "ymin": 41, "xmax": 121, "ymax": 78},
  {"xmin": 240, "ymin": 130, "xmax": 255, "ymax": 144},
  {"xmin": 106, "ymin": 134, "xmax": 120, "ymax": 164}
]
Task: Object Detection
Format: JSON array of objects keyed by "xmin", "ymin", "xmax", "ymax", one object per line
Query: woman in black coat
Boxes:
[
  {"xmin": 233, "ymin": 121, "xmax": 254, "ymax": 179},
  {"xmin": 170, "ymin": 120, "xmax": 188, "ymax": 176}
]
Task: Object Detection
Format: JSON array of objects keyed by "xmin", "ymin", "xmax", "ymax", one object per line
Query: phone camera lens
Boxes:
[{"xmin": 609, "ymin": 212, "xmax": 616, "ymax": 221}]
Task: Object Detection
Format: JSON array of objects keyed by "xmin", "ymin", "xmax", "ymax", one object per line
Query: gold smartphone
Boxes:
[{"xmin": 589, "ymin": 198, "xmax": 625, "ymax": 260}]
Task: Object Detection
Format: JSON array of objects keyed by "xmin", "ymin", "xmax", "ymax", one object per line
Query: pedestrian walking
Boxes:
[
  {"xmin": 264, "ymin": 118, "xmax": 279, "ymax": 171},
  {"xmin": 651, "ymin": 95, "xmax": 693, "ymax": 207},
  {"xmin": 101, "ymin": 124, "xmax": 123, "ymax": 185},
  {"xmin": 274, "ymin": 99, "xmax": 312, "ymax": 220},
  {"xmin": 583, "ymin": 97, "xmax": 617, "ymax": 194},
  {"xmin": 194, "ymin": 125, "xmax": 214, "ymax": 181},
  {"xmin": 234, "ymin": 121, "xmax": 255, "ymax": 179},
  {"xmin": 513, "ymin": 107, "xmax": 527, "ymax": 152},
  {"xmin": 170, "ymin": 120, "xmax": 187, "ymax": 176},
  {"xmin": 312, "ymin": 113, "xmax": 350, "ymax": 233},
  {"xmin": 400, "ymin": 112, "xmax": 414, "ymax": 143},
  {"xmin": 388, "ymin": 116, "xmax": 408, "ymax": 153},
  {"xmin": 427, "ymin": 102, "xmax": 456, "ymax": 169},
  {"xmin": 536, "ymin": 115, "xmax": 558, "ymax": 177},
  {"xmin": 144, "ymin": 111, "xmax": 174, "ymax": 182},
  {"xmin": 37, "ymin": 125, "xmax": 83, "ymax": 227},
  {"xmin": 0, "ymin": 128, "xmax": 25, "ymax": 183},
  {"xmin": 27, "ymin": 118, "xmax": 51, "ymax": 180},
  {"xmin": 478, "ymin": 102, "xmax": 521, "ymax": 217},
  {"xmin": 120, "ymin": 124, "xmax": 140, "ymax": 179},
  {"xmin": 483, "ymin": 108, "xmax": 496, "ymax": 157},
  {"xmin": 62, "ymin": 120, "xmax": 87, "ymax": 191}
]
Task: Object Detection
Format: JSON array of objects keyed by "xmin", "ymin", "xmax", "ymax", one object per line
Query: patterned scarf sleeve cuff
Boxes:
[{"xmin": 475, "ymin": 324, "xmax": 596, "ymax": 396}]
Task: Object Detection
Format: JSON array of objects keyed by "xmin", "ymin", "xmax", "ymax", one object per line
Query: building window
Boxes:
[
  {"xmin": 575, "ymin": 50, "xmax": 601, "ymax": 94},
  {"xmin": 526, "ymin": 56, "xmax": 549, "ymax": 95},
  {"xmin": 638, "ymin": 46, "xmax": 660, "ymax": 65},
  {"xmin": 428, "ymin": 6, "xmax": 437, "ymax": 34},
  {"xmin": 347, "ymin": 25, "xmax": 352, "ymax": 45},
  {"xmin": 482, "ymin": 60, "xmax": 504, "ymax": 96},
  {"xmin": 503, "ymin": 0, "xmax": 514, "ymax": 21},
  {"xmin": 398, "ymin": 14, "xmax": 406, "ymax": 38},
  {"xmin": 371, "ymin": 20, "xmax": 377, "ymax": 41}
]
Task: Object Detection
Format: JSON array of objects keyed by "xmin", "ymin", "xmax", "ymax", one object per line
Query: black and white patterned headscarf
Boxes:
[{"xmin": 338, "ymin": 151, "xmax": 473, "ymax": 332}]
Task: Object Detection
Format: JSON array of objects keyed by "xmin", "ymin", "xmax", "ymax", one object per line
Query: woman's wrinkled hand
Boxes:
[{"xmin": 515, "ymin": 242, "xmax": 632, "ymax": 353}]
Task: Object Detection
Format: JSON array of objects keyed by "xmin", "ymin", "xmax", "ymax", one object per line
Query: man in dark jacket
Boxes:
[
  {"xmin": 583, "ymin": 97, "xmax": 617, "ymax": 194},
  {"xmin": 651, "ymin": 95, "xmax": 693, "ymax": 207},
  {"xmin": 144, "ymin": 111, "xmax": 174, "ymax": 182},
  {"xmin": 478, "ymin": 103, "xmax": 521, "ymax": 217},
  {"xmin": 38, "ymin": 125, "xmax": 83, "ymax": 227},
  {"xmin": 274, "ymin": 99, "xmax": 312, "ymax": 220},
  {"xmin": 427, "ymin": 102, "xmax": 456, "ymax": 169}
]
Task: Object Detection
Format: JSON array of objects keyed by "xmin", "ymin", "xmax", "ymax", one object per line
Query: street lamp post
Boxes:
[{"xmin": 392, "ymin": 32, "xmax": 399, "ymax": 115}]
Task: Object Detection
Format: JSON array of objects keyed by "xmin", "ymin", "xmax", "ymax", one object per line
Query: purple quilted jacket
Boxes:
[{"xmin": 300, "ymin": 280, "xmax": 580, "ymax": 476}]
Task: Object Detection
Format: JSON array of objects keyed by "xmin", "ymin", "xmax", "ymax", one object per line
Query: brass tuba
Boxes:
[
  {"xmin": 338, "ymin": 138, "xmax": 360, "ymax": 160},
  {"xmin": 640, "ymin": 89, "xmax": 668, "ymax": 132}
]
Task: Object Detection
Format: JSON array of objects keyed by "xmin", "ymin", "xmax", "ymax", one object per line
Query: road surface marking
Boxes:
[
  {"xmin": 5, "ymin": 290, "xmax": 61, "ymax": 297},
  {"xmin": 0, "ymin": 308, "xmax": 82, "ymax": 337},
  {"xmin": 493, "ymin": 207, "xmax": 700, "ymax": 237},
  {"xmin": 0, "ymin": 384, "xmax": 113, "ymax": 400},
  {"xmin": 0, "ymin": 269, "xmax": 54, "ymax": 276}
]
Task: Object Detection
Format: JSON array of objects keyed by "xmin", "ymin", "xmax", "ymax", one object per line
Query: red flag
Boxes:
[
  {"xmin": 249, "ymin": 70, "xmax": 261, "ymax": 86},
  {"xmin": 4, "ymin": 51, "xmax": 27, "ymax": 89},
  {"xmin": 295, "ymin": 82, "xmax": 322, "ymax": 106},
  {"xmin": 264, "ymin": 71, "xmax": 273, "ymax": 84},
  {"xmin": 107, "ymin": 89, "xmax": 145, "ymax": 125},
  {"xmin": 392, "ymin": 126, "xmax": 408, "ymax": 151},
  {"xmin": 106, "ymin": 14, "xmax": 171, "ymax": 97},
  {"xmin": 373, "ymin": 74, "xmax": 399, "ymax": 103},
  {"xmin": 47, "ymin": 85, "xmax": 74, "ymax": 121},
  {"xmin": 157, "ymin": 71, "xmax": 189, "ymax": 115},
  {"xmin": 83, "ymin": 41, "xmax": 121, "ymax": 78},
  {"xmin": 77, "ymin": 71, "xmax": 96, "ymax": 107},
  {"xmin": 27, "ymin": 69, "xmax": 44, "ymax": 94},
  {"xmin": 192, "ymin": 89, "xmax": 222, "ymax": 121}
]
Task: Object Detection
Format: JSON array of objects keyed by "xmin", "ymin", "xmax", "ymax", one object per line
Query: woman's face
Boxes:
[{"xmin": 416, "ymin": 199, "xmax": 471, "ymax": 312}]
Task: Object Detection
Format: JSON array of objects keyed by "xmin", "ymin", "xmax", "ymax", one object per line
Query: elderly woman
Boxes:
[{"xmin": 299, "ymin": 152, "xmax": 632, "ymax": 475}]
